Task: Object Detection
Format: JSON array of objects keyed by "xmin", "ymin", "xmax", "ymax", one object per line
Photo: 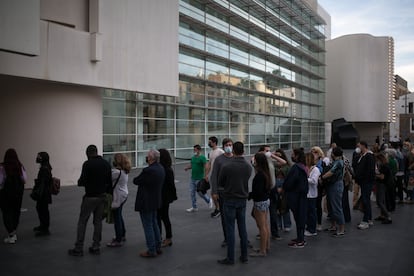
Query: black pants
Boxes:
[
  {"xmin": 218, "ymin": 191, "xmax": 227, "ymax": 242},
  {"xmin": 1, "ymin": 193, "xmax": 23, "ymax": 234},
  {"xmin": 342, "ymin": 186, "xmax": 351, "ymax": 223},
  {"xmin": 157, "ymin": 203, "xmax": 172, "ymax": 239},
  {"xmin": 36, "ymin": 200, "xmax": 50, "ymax": 231}
]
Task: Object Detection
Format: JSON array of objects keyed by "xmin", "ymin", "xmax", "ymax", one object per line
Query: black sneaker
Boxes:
[
  {"xmin": 382, "ymin": 219, "xmax": 392, "ymax": 224},
  {"xmin": 221, "ymin": 241, "xmax": 227, "ymax": 248},
  {"xmin": 88, "ymin": 247, "xmax": 100, "ymax": 255},
  {"xmin": 68, "ymin": 248, "xmax": 84, "ymax": 257},
  {"xmin": 217, "ymin": 258, "xmax": 234, "ymax": 265},
  {"xmin": 211, "ymin": 209, "xmax": 221, "ymax": 218},
  {"xmin": 239, "ymin": 256, "xmax": 248, "ymax": 264}
]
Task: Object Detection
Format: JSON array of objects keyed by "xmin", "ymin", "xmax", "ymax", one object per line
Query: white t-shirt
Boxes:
[{"xmin": 208, "ymin": 148, "xmax": 224, "ymax": 178}]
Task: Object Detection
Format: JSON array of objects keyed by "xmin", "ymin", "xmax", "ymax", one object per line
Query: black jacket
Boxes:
[
  {"xmin": 34, "ymin": 166, "xmax": 52, "ymax": 203},
  {"xmin": 78, "ymin": 156, "xmax": 112, "ymax": 197},
  {"xmin": 134, "ymin": 162, "xmax": 165, "ymax": 212},
  {"xmin": 355, "ymin": 152, "xmax": 376, "ymax": 184},
  {"xmin": 161, "ymin": 165, "xmax": 177, "ymax": 206},
  {"xmin": 283, "ymin": 163, "xmax": 308, "ymax": 194}
]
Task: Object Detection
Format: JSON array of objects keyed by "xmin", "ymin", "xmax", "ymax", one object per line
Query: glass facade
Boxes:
[{"xmin": 103, "ymin": 0, "xmax": 327, "ymax": 167}]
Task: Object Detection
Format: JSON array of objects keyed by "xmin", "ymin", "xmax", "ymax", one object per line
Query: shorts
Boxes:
[{"xmin": 253, "ymin": 199, "xmax": 270, "ymax": 212}]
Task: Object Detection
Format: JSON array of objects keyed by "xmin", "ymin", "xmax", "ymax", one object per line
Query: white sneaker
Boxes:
[
  {"xmin": 186, "ymin": 207, "xmax": 198, "ymax": 213},
  {"xmin": 209, "ymin": 198, "xmax": 214, "ymax": 209},
  {"xmin": 304, "ymin": 230, "xmax": 317, "ymax": 237},
  {"xmin": 316, "ymin": 224, "xmax": 323, "ymax": 232},
  {"xmin": 357, "ymin": 221, "xmax": 369, "ymax": 230},
  {"xmin": 4, "ymin": 234, "xmax": 17, "ymax": 244},
  {"xmin": 368, "ymin": 220, "xmax": 374, "ymax": 226},
  {"xmin": 284, "ymin": 227, "xmax": 291, "ymax": 232}
]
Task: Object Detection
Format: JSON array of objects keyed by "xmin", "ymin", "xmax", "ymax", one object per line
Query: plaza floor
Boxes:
[{"xmin": 0, "ymin": 161, "xmax": 413, "ymax": 276}]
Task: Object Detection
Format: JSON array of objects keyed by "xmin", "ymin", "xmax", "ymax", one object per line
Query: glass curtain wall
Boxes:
[{"xmin": 103, "ymin": 0, "xmax": 327, "ymax": 167}]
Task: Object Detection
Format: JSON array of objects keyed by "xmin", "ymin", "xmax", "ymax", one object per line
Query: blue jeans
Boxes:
[
  {"xmin": 223, "ymin": 199, "xmax": 248, "ymax": 262},
  {"xmin": 139, "ymin": 211, "xmax": 161, "ymax": 254},
  {"xmin": 190, "ymin": 179, "xmax": 210, "ymax": 208},
  {"xmin": 113, "ymin": 201, "xmax": 126, "ymax": 242},
  {"xmin": 306, "ymin": 198, "xmax": 317, "ymax": 233},
  {"xmin": 360, "ymin": 182, "xmax": 373, "ymax": 222},
  {"xmin": 326, "ymin": 180, "xmax": 345, "ymax": 225}
]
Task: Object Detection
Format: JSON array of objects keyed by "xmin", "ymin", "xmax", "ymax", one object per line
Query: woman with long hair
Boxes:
[
  {"xmin": 310, "ymin": 146, "xmax": 325, "ymax": 231},
  {"xmin": 107, "ymin": 153, "xmax": 131, "ymax": 247},
  {"xmin": 249, "ymin": 152, "xmax": 271, "ymax": 257},
  {"xmin": 158, "ymin": 149, "xmax": 177, "ymax": 248},
  {"xmin": 0, "ymin": 148, "xmax": 27, "ymax": 244},
  {"xmin": 305, "ymin": 152, "xmax": 320, "ymax": 237},
  {"xmin": 32, "ymin": 152, "xmax": 53, "ymax": 236}
]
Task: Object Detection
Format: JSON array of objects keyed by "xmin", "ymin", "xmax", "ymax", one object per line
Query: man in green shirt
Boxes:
[{"xmin": 185, "ymin": 145, "xmax": 212, "ymax": 212}]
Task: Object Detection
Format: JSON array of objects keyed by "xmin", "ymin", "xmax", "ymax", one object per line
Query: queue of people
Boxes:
[{"xmin": 0, "ymin": 137, "xmax": 411, "ymax": 265}]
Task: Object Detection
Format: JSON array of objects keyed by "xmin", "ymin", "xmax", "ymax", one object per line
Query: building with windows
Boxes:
[{"xmin": 1, "ymin": 0, "xmax": 327, "ymax": 186}]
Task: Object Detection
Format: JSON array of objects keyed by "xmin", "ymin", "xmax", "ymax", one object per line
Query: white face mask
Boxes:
[
  {"xmin": 265, "ymin": 151, "xmax": 272, "ymax": 158},
  {"xmin": 355, "ymin": 147, "xmax": 361, "ymax": 154},
  {"xmin": 224, "ymin": 146, "xmax": 233, "ymax": 154}
]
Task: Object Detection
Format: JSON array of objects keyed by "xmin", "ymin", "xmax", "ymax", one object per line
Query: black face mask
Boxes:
[
  {"xmin": 208, "ymin": 143, "xmax": 213, "ymax": 148},
  {"xmin": 145, "ymin": 156, "xmax": 149, "ymax": 163},
  {"xmin": 36, "ymin": 157, "xmax": 42, "ymax": 164}
]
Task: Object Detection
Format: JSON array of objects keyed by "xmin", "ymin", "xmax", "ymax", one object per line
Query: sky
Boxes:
[{"xmin": 318, "ymin": 0, "xmax": 414, "ymax": 92}]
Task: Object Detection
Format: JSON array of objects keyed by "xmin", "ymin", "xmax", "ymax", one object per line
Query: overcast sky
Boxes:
[{"xmin": 318, "ymin": 0, "xmax": 414, "ymax": 91}]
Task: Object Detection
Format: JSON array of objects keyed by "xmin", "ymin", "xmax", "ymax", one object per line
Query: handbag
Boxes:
[
  {"xmin": 103, "ymin": 170, "xmax": 121, "ymax": 224},
  {"xmin": 196, "ymin": 179, "xmax": 210, "ymax": 194}
]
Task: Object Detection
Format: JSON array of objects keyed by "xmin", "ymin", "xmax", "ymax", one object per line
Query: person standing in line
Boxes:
[
  {"xmin": 210, "ymin": 138, "xmax": 234, "ymax": 247},
  {"xmin": 374, "ymin": 153, "xmax": 393, "ymax": 224},
  {"xmin": 274, "ymin": 149, "xmax": 292, "ymax": 233},
  {"xmin": 134, "ymin": 149, "xmax": 165, "ymax": 258},
  {"xmin": 0, "ymin": 148, "xmax": 27, "ymax": 244},
  {"xmin": 157, "ymin": 149, "xmax": 177, "ymax": 248},
  {"xmin": 68, "ymin": 145, "xmax": 112, "ymax": 256},
  {"xmin": 205, "ymin": 136, "xmax": 224, "ymax": 218},
  {"xmin": 185, "ymin": 145, "xmax": 212, "ymax": 212},
  {"xmin": 321, "ymin": 147, "xmax": 346, "ymax": 237},
  {"xmin": 354, "ymin": 141, "xmax": 376, "ymax": 230},
  {"xmin": 352, "ymin": 144, "xmax": 362, "ymax": 210},
  {"xmin": 32, "ymin": 152, "xmax": 53, "ymax": 236},
  {"xmin": 304, "ymin": 152, "xmax": 320, "ymax": 237},
  {"xmin": 249, "ymin": 153, "xmax": 271, "ymax": 257},
  {"xmin": 106, "ymin": 153, "xmax": 131, "ymax": 247},
  {"xmin": 256, "ymin": 145, "xmax": 286, "ymax": 241},
  {"xmin": 283, "ymin": 148, "xmax": 308, "ymax": 248},
  {"xmin": 310, "ymin": 146, "xmax": 325, "ymax": 231},
  {"xmin": 217, "ymin": 141, "xmax": 252, "ymax": 265}
]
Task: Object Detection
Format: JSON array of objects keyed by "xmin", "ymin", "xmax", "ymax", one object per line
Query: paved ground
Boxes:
[{"xmin": 1, "ymin": 159, "xmax": 413, "ymax": 276}]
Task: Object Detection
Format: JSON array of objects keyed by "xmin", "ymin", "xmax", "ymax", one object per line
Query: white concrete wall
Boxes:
[
  {"xmin": 325, "ymin": 34, "xmax": 394, "ymax": 123},
  {"xmin": 0, "ymin": 75, "xmax": 102, "ymax": 187},
  {"xmin": 0, "ymin": 0, "xmax": 40, "ymax": 56},
  {"xmin": 0, "ymin": 0, "xmax": 179, "ymax": 96}
]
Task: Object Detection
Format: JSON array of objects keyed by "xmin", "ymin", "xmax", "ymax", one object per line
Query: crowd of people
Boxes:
[{"xmin": 0, "ymin": 136, "xmax": 413, "ymax": 264}]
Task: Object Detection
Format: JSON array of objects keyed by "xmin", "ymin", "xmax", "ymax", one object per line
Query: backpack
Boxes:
[{"xmin": 50, "ymin": 177, "xmax": 60, "ymax": 195}]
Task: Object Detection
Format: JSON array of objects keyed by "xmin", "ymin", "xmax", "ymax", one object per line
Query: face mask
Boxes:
[
  {"xmin": 355, "ymin": 147, "xmax": 361, "ymax": 154},
  {"xmin": 208, "ymin": 143, "xmax": 212, "ymax": 148},
  {"xmin": 145, "ymin": 156, "xmax": 149, "ymax": 163},
  {"xmin": 36, "ymin": 157, "xmax": 42, "ymax": 163},
  {"xmin": 251, "ymin": 159, "xmax": 256, "ymax": 166},
  {"xmin": 224, "ymin": 146, "xmax": 232, "ymax": 154},
  {"xmin": 193, "ymin": 152, "xmax": 198, "ymax": 156},
  {"xmin": 265, "ymin": 151, "xmax": 272, "ymax": 158}
]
